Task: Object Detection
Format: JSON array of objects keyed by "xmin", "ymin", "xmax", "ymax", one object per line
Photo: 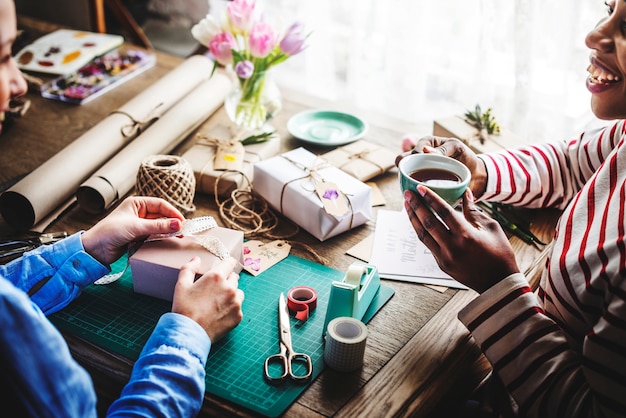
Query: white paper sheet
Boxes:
[{"xmin": 369, "ymin": 209, "xmax": 468, "ymax": 290}]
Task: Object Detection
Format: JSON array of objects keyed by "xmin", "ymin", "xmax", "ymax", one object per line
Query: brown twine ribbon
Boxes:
[
  {"xmin": 110, "ymin": 102, "xmax": 164, "ymax": 138},
  {"xmin": 338, "ymin": 148, "xmax": 386, "ymax": 177},
  {"xmin": 136, "ymin": 155, "xmax": 197, "ymax": 213}
]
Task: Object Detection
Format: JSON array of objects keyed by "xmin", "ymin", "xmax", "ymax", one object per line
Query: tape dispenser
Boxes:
[{"xmin": 322, "ymin": 261, "xmax": 380, "ymax": 335}]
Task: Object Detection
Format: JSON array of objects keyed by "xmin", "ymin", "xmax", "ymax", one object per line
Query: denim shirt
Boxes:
[{"xmin": 0, "ymin": 233, "xmax": 211, "ymax": 417}]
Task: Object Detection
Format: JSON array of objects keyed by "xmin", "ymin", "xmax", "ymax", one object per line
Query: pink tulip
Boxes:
[
  {"xmin": 279, "ymin": 22, "xmax": 308, "ymax": 56},
  {"xmin": 227, "ymin": 0, "xmax": 256, "ymax": 33},
  {"xmin": 248, "ymin": 22, "xmax": 278, "ymax": 59},
  {"xmin": 209, "ymin": 32, "xmax": 237, "ymax": 65}
]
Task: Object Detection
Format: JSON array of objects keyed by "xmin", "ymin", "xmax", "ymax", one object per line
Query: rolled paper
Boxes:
[
  {"xmin": 286, "ymin": 286, "xmax": 318, "ymax": 321},
  {"xmin": 0, "ymin": 55, "xmax": 215, "ymax": 230},
  {"xmin": 76, "ymin": 72, "xmax": 232, "ymax": 214}
]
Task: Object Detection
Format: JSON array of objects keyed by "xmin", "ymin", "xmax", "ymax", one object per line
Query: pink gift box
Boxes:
[{"xmin": 129, "ymin": 227, "xmax": 244, "ymax": 301}]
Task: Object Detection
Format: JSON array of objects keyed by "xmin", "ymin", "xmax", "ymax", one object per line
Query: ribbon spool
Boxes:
[
  {"xmin": 287, "ymin": 286, "xmax": 317, "ymax": 321},
  {"xmin": 324, "ymin": 317, "xmax": 368, "ymax": 372},
  {"xmin": 136, "ymin": 155, "xmax": 196, "ymax": 213}
]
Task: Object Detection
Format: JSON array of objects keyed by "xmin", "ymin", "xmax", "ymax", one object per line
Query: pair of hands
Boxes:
[
  {"xmin": 81, "ymin": 196, "xmax": 244, "ymax": 342},
  {"xmin": 398, "ymin": 135, "xmax": 519, "ymax": 293}
]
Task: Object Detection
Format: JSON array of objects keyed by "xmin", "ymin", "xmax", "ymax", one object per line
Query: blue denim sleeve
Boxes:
[
  {"xmin": 0, "ymin": 277, "xmax": 97, "ymax": 417},
  {"xmin": 107, "ymin": 312, "xmax": 212, "ymax": 417},
  {"xmin": 0, "ymin": 232, "xmax": 109, "ymax": 314}
]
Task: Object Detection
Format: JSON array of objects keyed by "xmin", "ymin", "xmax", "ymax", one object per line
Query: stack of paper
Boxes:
[{"xmin": 369, "ymin": 209, "xmax": 468, "ymax": 289}]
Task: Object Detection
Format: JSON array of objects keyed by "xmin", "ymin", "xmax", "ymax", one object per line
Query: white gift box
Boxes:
[{"xmin": 253, "ymin": 147, "xmax": 372, "ymax": 241}]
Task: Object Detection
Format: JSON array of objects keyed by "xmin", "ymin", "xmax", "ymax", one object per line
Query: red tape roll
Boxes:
[{"xmin": 287, "ymin": 286, "xmax": 318, "ymax": 321}]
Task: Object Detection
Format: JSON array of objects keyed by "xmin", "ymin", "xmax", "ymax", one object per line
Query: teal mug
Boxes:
[{"xmin": 398, "ymin": 153, "xmax": 471, "ymax": 206}]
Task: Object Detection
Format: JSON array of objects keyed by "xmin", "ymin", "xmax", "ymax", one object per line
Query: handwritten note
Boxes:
[{"xmin": 369, "ymin": 209, "xmax": 468, "ymax": 290}]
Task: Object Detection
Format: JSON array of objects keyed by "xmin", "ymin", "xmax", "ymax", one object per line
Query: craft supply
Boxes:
[
  {"xmin": 40, "ymin": 49, "xmax": 156, "ymax": 104},
  {"xmin": 0, "ymin": 55, "xmax": 219, "ymax": 231},
  {"xmin": 264, "ymin": 292, "xmax": 313, "ymax": 383},
  {"xmin": 324, "ymin": 317, "xmax": 368, "ymax": 372},
  {"xmin": 76, "ymin": 71, "xmax": 232, "ymax": 214},
  {"xmin": 95, "ymin": 216, "xmax": 222, "ymax": 286},
  {"xmin": 287, "ymin": 286, "xmax": 318, "ymax": 321},
  {"xmin": 50, "ymin": 253, "xmax": 395, "ymax": 417},
  {"xmin": 136, "ymin": 155, "xmax": 197, "ymax": 213},
  {"xmin": 322, "ymin": 262, "xmax": 380, "ymax": 335}
]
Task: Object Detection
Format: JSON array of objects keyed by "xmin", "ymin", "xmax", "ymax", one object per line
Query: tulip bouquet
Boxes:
[{"xmin": 191, "ymin": 0, "xmax": 309, "ymax": 130}]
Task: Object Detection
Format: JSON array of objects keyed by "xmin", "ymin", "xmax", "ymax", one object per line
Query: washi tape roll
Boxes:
[
  {"xmin": 324, "ymin": 317, "xmax": 368, "ymax": 372},
  {"xmin": 287, "ymin": 286, "xmax": 317, "ymax": 321}
]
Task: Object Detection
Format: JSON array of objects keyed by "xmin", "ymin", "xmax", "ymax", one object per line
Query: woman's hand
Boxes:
[
  {"xmin": 173, "ymin": 256, "xmax": 244, "ymax": 342},
  {"xmin": 81, "ymin": 196, "xmax": 185, "ymax": 266},
  {"xmin": 403, "ymin": 185, "xmax": 519, "ymax": 293},
  {"xmin": 397, "ymin": 135, "xmax": 488, "ymax": 199}
]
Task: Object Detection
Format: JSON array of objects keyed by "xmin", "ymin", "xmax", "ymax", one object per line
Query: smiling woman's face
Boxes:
[{"xmin": 585, "ymin": 0, "xmax": 626, "ymax": 120}]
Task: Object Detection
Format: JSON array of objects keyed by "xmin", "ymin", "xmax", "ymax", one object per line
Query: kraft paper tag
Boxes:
[
  {"xmin": 214, "ymin": 141, "xmax": 245, "ymax": 171},
  {"xmin": 242, "ymin": 240, "xmax": 291, "ymax": 276},
  {"xmin": 315, "ymin": 181, "xmax": 349, "ymax": 217}
]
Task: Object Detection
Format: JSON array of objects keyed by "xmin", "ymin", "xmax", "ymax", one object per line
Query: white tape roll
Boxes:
[
  {"xmin": 344, "ymin": 264, "xmax": 366, "ymax": 286},
  {"xmin": 324, "ymin": 317, "xmax": 368, "ymax": 372}
]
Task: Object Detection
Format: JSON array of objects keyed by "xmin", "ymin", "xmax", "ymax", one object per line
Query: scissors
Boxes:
[{"xmin": 263, "ymin": 292, "xmax": 313, "ymax": 383}]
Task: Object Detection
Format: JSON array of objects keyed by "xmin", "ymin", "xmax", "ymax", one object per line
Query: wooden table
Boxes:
[{"xmin": 1, "ymin": 18, "xmax": 561, "ymax": 418}]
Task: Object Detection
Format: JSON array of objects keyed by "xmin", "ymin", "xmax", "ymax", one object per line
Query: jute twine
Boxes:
[
  {"xmin": 136, "ymin": 155, "xmax": 196, "ymax": 213},
  {"xmin": 213, "ymin": 173, "xmax": 328, "ymax": 265}
]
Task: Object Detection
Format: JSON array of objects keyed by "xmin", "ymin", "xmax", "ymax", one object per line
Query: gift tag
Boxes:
[
  {"xmin": 214, "ymin": 141, "xmax": 245, "ymax": 171},
  {"xmin": 315, "ymin": 181, "xmax": 349, "ymax": 217},
  {"xmin": 242, "ymin": 240, "xmax": 291, "ymax": 276}
]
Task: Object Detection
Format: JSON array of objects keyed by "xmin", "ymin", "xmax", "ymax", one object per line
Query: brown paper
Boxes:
[
  {"xmin": 432, "ymin": 116, "xmax": 526, "ymax": 154},
  {"xmin": 76, "ymin": 71, "xmax": 232, "ymax": 214},
  {"xmin": 183, "ymin": 132, "xmax": 280, "ymax": 197},
  {"xmin": 0, "ymin": 55, "xmax": 216, "ymax": 230},
  {"xmin": 321, "ymin": 140, "xmax": 396, "ymax": 181}
]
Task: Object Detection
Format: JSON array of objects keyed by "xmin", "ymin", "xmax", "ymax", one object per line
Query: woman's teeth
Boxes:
[{"xmin": 588, "ymin": 64, "xmax": 621, "ymax": 83}]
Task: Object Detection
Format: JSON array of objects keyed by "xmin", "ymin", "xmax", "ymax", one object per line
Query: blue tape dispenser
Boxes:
[{"xmin": 322, "ymin": 261, "xmax": 381, "ymax": 335}]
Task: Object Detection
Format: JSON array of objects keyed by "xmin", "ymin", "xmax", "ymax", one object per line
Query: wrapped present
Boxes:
[
  {"xmin": 129, "ymin": 226, "xmax": 244, "ymax": 301},
  {"xmin": 321, "ymin": 140, "xmax": 397, "ymax": 181},
  {"xmin": 253, "ymin": 147, "xmax": 372, "ymax": 241},
  {"xmin": 182, "ymin": 131, "xmax": 280, "ymax": 197},
  {"xmin": 433, "ymin": 116, "xmax": 525, "ymax": 154}
]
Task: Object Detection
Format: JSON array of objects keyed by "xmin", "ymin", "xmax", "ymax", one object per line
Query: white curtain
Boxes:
[{"xmin": 256, "ymin": 0, "xmax": 607, "ymax": 144}]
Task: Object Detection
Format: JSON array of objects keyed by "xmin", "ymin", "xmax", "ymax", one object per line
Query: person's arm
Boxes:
[
  {"xmin": 0, "ymin": 232, "xmax": 108, "ymax": 314},
  {"xmin": 458, "ymin": 274, "xmax": 622, "ymax": 417},
  {"xmin": 106, "ymin": 313, "xmax": 211, "ymax": 417},
  {"xmin": 0, "ymin": 277, "xmax": 98, "ymax": 417},
  {"xmin": 478, "ymin": 123, "xmax": 620, "ymax": 209},
  {"xmin": 107, "ymin": 256, "xmax": 244, "ymax": 416}
]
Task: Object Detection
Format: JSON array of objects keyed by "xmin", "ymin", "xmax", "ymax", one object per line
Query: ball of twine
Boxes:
[{"xmin": 136, "ymin": 155, "xmax": 196, "ymax": 213}]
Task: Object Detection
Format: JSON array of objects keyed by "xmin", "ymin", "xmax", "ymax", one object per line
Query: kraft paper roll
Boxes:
[
  {"xmin": 0, "ymin": 55, "xmax": 215, "ymax": 230},
  {"xmin": 76, "ymin": 71, "xmax": 232, "ymax": 214},
  {"xmin": 287, "ymin": 286, "xmax": 318, "ymax": 321},
  {"xmin": 324, "ymin": 317, "xmax": 368, "ymax": 372},
  {"xmin": 136, "ymin": 155, "xmax": 197, "ymax": 213}
]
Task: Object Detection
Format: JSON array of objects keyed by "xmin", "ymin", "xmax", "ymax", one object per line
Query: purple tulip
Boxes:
[
  {"xmin": 279, "ymin": 22, "xmax": 308, "ymax": 56},
  {"xmin": 235, "ymin": 60, "xmax": 255, "ymax": 79}
]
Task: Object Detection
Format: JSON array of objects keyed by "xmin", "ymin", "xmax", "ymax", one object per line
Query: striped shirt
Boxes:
[{"xmin": 458, "ymin": 120, "xmax": 626, "ymax": 418}]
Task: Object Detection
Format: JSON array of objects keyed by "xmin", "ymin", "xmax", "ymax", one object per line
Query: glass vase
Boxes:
[{"xmin": 224, "ymin": 70, "xmax": 282, "ymax": 131}]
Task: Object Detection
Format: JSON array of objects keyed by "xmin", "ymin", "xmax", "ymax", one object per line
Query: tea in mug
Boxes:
[{"xmin": 409, "ymin": 168, "xmax": 461, "ymax": 187}]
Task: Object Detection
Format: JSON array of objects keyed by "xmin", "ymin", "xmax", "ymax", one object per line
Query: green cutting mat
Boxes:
[{"xmin": 50, "ymin": 254, "xmax": 394, "ymax": 417}]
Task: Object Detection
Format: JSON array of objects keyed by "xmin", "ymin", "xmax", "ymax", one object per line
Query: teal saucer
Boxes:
[{"xmin": 287, "ymin": 110, "xmax": 367, "ymax": 146}]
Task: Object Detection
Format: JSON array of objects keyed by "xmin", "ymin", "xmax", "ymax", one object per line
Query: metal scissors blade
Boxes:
[{"xmin": 263, "ymin": 293, "xmax": 313, "ymax": 383}]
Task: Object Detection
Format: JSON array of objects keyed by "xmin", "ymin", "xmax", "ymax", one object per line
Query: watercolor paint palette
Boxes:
[
  {"xmin": 40, "ymin": 49, "xmax": 156, "ymax": 104},
  {"xmin": 15, "ymin": 29, "xmax": 124, "ymax": 75}
]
